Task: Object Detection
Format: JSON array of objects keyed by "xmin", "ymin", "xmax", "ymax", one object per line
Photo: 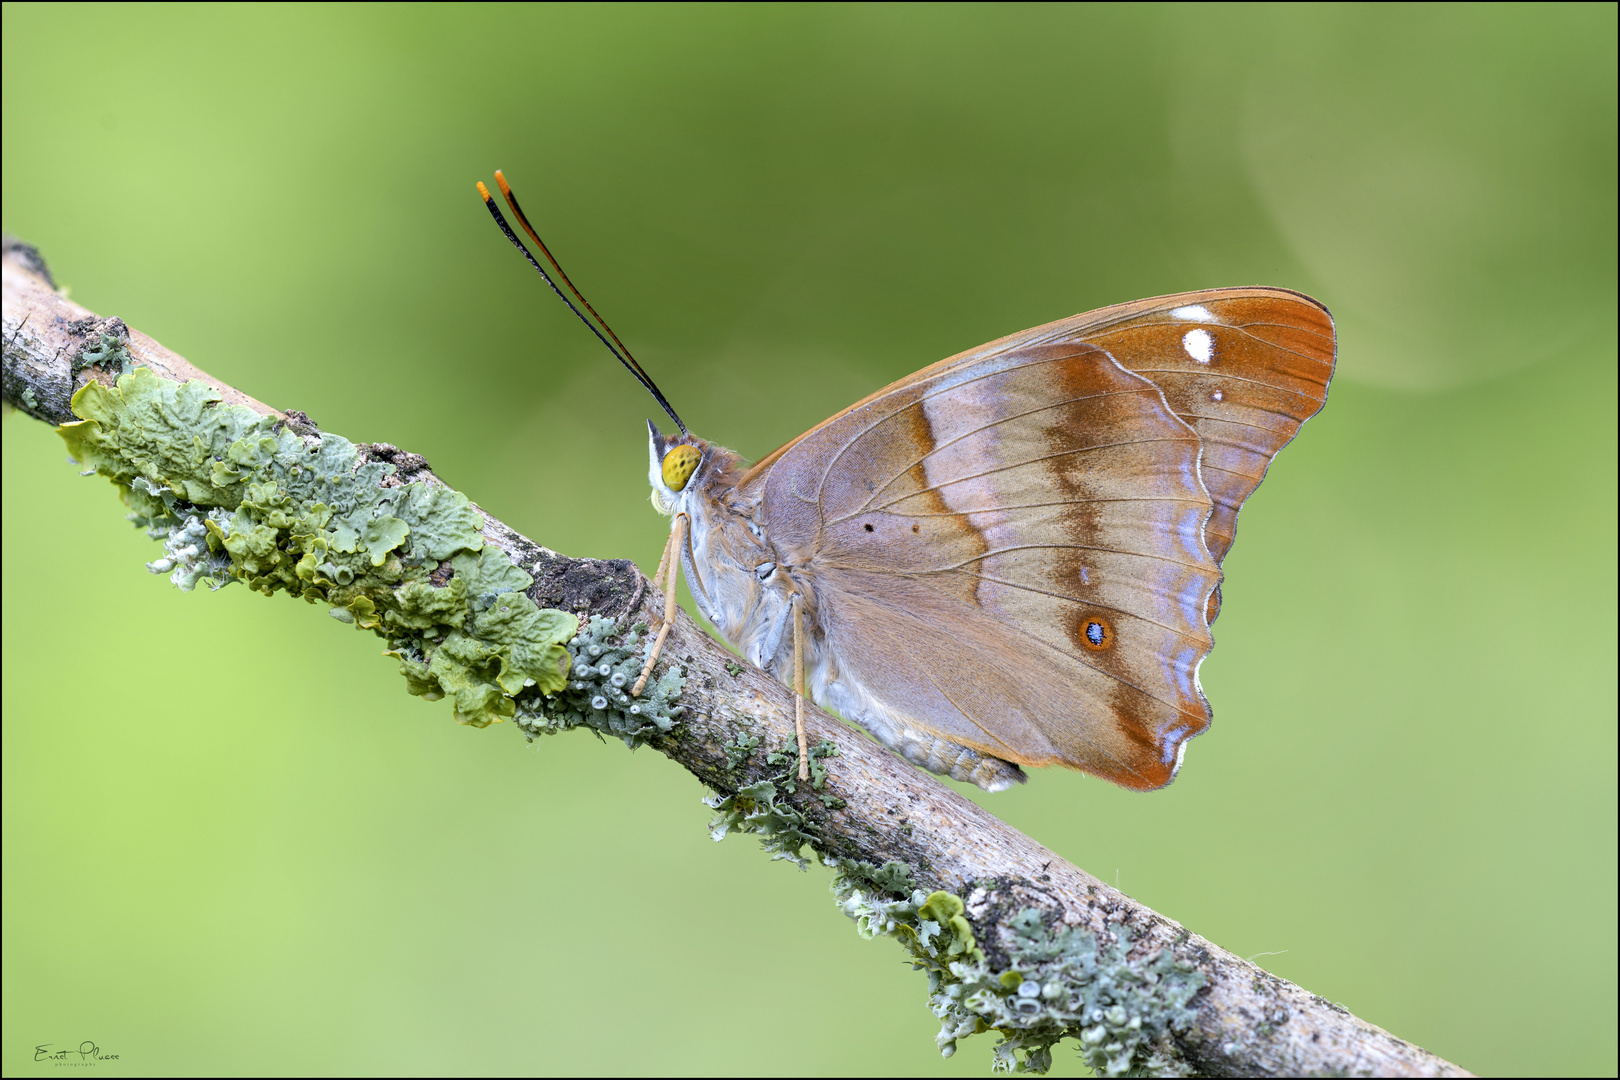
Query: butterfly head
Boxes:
[{"xmin": 647, "ymin": 420, "xmax": 709, "ymax": 515}]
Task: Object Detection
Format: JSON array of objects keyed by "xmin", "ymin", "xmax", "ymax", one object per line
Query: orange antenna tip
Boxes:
[{"xmin": 478, "ymin": 168, "xmax": 688, "ymax": 434}]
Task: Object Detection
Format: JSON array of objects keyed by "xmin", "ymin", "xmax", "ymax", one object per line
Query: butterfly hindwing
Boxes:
[{"xmin": 750, "ymin": 341, "xmax": 1219, "ymax": 790}]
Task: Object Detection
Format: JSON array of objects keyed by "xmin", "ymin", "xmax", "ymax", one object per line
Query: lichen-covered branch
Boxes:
[{"xmin": 2, "ymin": 237, "xmax": 1471, "ymax": 1078}]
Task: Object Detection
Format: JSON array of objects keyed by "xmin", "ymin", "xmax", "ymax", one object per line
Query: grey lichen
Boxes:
[
  {"xmin": 722, "ymin": 731, "xmax": 761, "ymax": 773},
  {"xmin": 148, "ymin": 518, "xmax": 236, "ymax": 592},
  {"xmin": 515, "ymin": 615, "xmax": 686, "ymax": 747},
  {"xmin": 60, "ymin": 370, "xmax": 684, "ymax": 756},
  {"xmin": 705, "ymin": 721, "xmax": 1203, "ymax": 1074},
  {"xmin": 70, "ymin": 319, "xmax": 135, "ymax": 378},
  {"xmin": 704, "ymin": 738, "xmax": 839, "ymax": 869},
  {"xmin": 831, "ymin": 864, "xmax": 1205, "ymax": 1076}
]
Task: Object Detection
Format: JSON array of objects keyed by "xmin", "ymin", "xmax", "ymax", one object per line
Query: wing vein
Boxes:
[
  {"xmin": 858, "ymin": 495, "xmax": 1211, "ymax": 518},
  {"xmin": 805, "ymin": 347, "xmax": 1138, "ymax": 512},
  {"xmin": 842, "ymin": 435, "xmax": 1201, "ymax": 519},
  {"xmin": 863, "ymin": 387, "xmax": 1166, "ymax": 505},
  {"xmin": 944, "ymin": 568, "xmax": 1211, "ymax": 643}
]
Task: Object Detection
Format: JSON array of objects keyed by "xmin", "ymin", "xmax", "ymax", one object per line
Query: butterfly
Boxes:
[{"xmin": 480, "ymin": 172, "xmax": 1336, "ymax": 792}]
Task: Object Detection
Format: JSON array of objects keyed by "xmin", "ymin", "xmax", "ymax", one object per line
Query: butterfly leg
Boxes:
[
  {"xmin": 792, "ymin": 592, "xmax": 809, "ymax": 782},
  {"xmin": 632, "ymin": 513, "xmax": 687, "ymax": 698},
  {"xmin": 651, "ymin": 516, "xmax": 676, "ymax": 593}
]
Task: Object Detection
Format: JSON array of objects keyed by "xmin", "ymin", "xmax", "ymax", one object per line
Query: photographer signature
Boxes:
[{"xmin": 34, "ymin": 1042, "xmax": 120, "ymax": 1065}]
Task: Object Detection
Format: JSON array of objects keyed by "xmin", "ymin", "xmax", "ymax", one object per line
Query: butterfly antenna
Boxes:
[{"xmin": 478, "ymin": 173, "xmax": 687, "ymax": 435}]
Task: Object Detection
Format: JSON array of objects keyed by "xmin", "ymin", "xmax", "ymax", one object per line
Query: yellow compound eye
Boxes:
[{"xmin": 661, "ymin": 444, "xmax": 702, "ymax": 491}]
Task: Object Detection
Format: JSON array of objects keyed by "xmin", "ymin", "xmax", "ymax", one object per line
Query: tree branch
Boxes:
[{"xmin": 2, "ymin": 237, "xmax": 1470, "ymax": 1078}]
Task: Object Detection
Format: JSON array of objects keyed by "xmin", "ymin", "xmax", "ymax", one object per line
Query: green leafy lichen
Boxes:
[
  {"xmin": 384, "ymin": 548, "xmax": 579, "ymax": 725},
  {"xmin": 58, "ymin": 367, "xmax": 576, "ymax": 729},
  {"xmin": 831, "ymin": 864, "xmax": 1205, "ymax": 1076}
]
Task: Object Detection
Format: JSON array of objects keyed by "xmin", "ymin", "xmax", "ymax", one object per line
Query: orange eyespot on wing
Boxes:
[{"xmin": 1077, "ymin": 615, "xmax": 1113, "ymax": 652}]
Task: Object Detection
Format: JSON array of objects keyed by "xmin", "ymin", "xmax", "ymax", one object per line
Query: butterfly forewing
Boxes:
[
  {"xmin": 1070, "ymin": 290, "xmax": 1335, "ymax": 565},
  {"xmin": 747, "ymin": 289, "xmax": 1334, "ymax": 571}
]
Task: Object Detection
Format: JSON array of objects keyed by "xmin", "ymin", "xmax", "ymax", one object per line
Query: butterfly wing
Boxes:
[
  {"xmin": 754, "ymin": 340, "xmax": 1220, "ymax": 790},
  {"xmin": 745, "ymin": 289, "xmax": 1334, "ymax": 789},
  {"xmin": 1055, "ymin": 289, "xmax": 1336, "ymax": 566},
  {"xmin": 749, "ymin": 289, "xmax": 1335, "ymax": 567}
]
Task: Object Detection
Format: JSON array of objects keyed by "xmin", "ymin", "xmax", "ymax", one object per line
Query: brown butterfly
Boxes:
[{"xmin": 480, "ymin": 172, "xmax": 1336, "ymax": 792}]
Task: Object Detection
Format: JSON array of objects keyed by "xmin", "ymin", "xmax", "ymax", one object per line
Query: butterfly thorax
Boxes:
[{"xmin": 648, "ymin": 428, "xmax": 818, "ymax": 688}]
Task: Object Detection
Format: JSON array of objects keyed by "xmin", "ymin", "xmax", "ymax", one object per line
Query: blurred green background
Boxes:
[{"xmin": 3, "ymin": 3, "xmax": 1614, "ymax": 1075}]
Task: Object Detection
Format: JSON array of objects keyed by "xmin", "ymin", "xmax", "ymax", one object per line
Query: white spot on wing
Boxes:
[
  {"xmin": 1182, "ymin": 328, "xmax": 1214, "ymax": 363},
  {"xmin": 1211, "ymin": 389, "xmax": 1223, "ymax": 402},
  {"xmin": 1171, "ymin": 304, "xmax": 1216, "ymax": 322}
]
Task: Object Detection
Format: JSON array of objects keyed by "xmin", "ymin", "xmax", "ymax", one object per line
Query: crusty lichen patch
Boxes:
[
  {"xmin": 516, "ymin": 615, "xmax": 685, "ymax": 747},
  {"xmin": 58, "ymin": 367, "xmax": 578, "ymax": 728},
  {"xmin": 704, "ymin": 737, "xmax": 841, "ymax": 869},
  {"xmin": 830, "ymin": 862, "xmax": 1205, "ymax": 1075},
  {"xmin": 69, "ymin": 318, "xmax": 135, "ymax": 378}
]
